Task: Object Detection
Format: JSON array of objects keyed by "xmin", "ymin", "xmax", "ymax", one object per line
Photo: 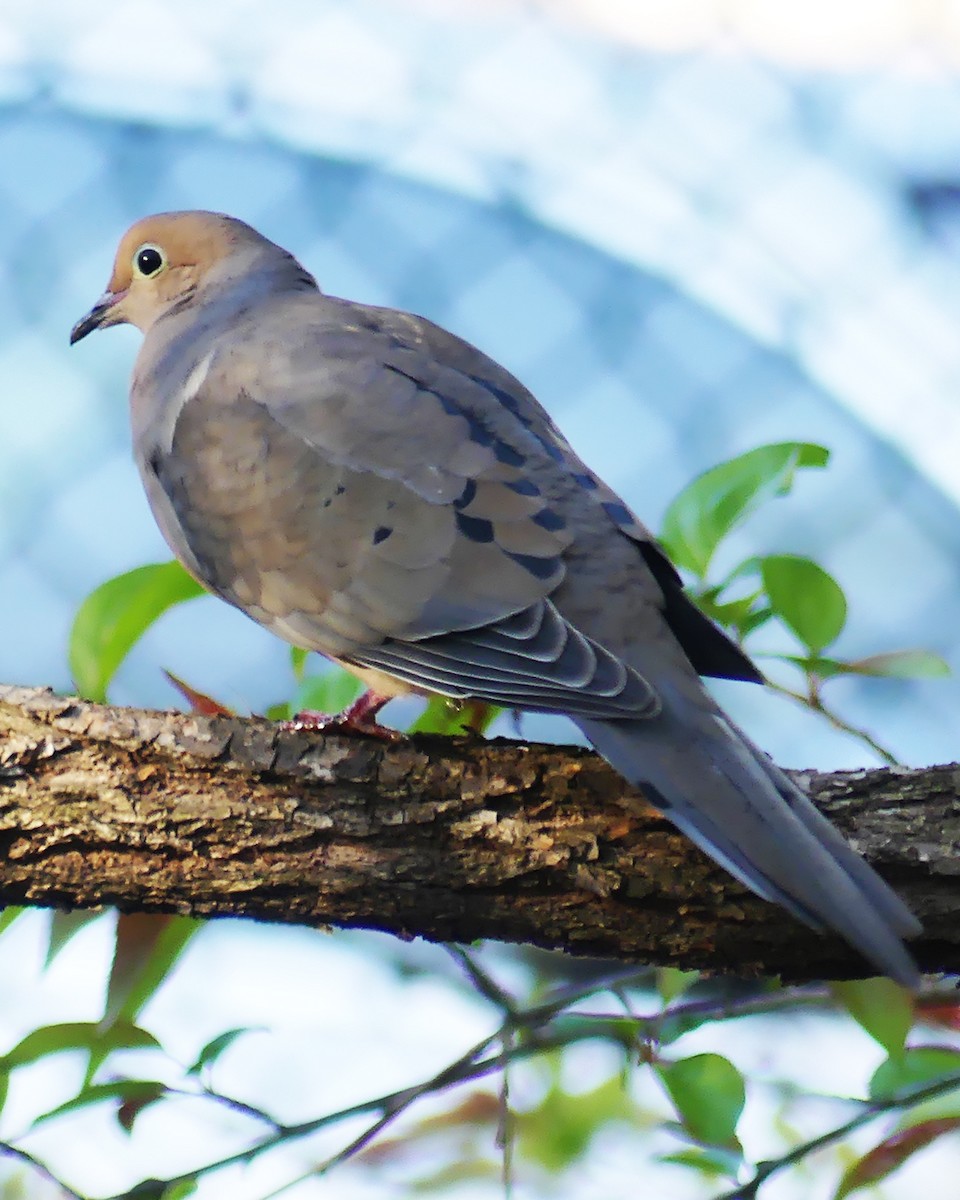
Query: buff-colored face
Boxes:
[{"xmin": 70, "ymin": 211, "xmax": 247, "ymax": 343}]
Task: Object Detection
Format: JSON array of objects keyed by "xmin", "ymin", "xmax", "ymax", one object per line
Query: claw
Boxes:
[{"xmin": 280, "ymin": 690, "xmax": 403, "ymax": 742}]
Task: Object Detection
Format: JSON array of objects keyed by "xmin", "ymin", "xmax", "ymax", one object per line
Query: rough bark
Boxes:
[{"xmin": 0, "ymin": 684, "xmax": 956, "ymax": 980}]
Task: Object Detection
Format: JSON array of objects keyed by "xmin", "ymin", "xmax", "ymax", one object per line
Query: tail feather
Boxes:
[
  {"xmin": 729, "ymin": 719, "xmax": 921, "ymax": 940},
  {"xmin": 577, "ymin": 703, "xmax": 920, "ymax": 986}
]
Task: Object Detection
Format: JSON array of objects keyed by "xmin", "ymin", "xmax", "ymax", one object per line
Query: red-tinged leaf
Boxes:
[
  {"xmin": 105, "ymin": 914, "xmax": 199, "ymax": 1028},
  {"xmin": 163, "ymin": 670, "xmax": 234, "ymax": 716},
  {"xmin": 32, "ymin": 1080, "xmax": 167, "ymax": 1129},
  {"xmin": 834, "ymin": 1118, "xmax": 960, "ymax": 1198},
  {"xmin": 118, "ymin": 1081, "xmax": 168, "ymax": 1132},
  {"xmin": 88, "ymin": 917, "xmax": 199, "ymax": 1086},
  {"xmin": 918, "ymin": 1002, "xmax": 960, "ymax": 1032}
]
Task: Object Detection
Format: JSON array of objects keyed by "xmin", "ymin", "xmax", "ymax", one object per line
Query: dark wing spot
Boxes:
[
  {"xmin": 540, "ymin": 440, "xmax": 566, "ymax": 464},
  {"xmin": 373, "ymin": 526, "xmax": 392, "ymax": 545},
  {"xmin": 463, "ymin": 411, "xmax": 494, "ymax": 447},
  {"xmin": 468, "ymin": 374, "xmax": 531, "ymax": 425},
  {"xmin": 456, "ymin": 512, "xmax": 495, "ymax": 543},
  {"xmin": 433, "ymin": 390, "xmax": 460, "ymax": 417},
  {"xmin": 572, "ymin": 472, "xmax": 598, "ymax": 490},
  {"xmin": 494, "ymin": 440, "xmax": 525, "ymax": 466},
  {"xmin": 531, "ymin": 507, "xmax": 566, "ymax": 532},
  {"xmin": 335, "ymin": 484, "xmax": 346, "ymax": 496},
  {"xmin": 602, "ymin": 500, "xmax": 635, "ymax": 527},
  {"xmin": 454, "ymin": 479, "xmax": 477, "ymax": 509},
  {"xmin": 506, "ymin": 551, "xmax": 558, "ymax": 580},
  {"xmin": 505, "ymin": 477, "xmax": 540, "ymax": 496}
]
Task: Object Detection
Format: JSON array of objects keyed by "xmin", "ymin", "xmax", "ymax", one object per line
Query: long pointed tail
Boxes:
[{"xmin": 577, "ymin": 699, "xmax": 920, "ymax": 985}]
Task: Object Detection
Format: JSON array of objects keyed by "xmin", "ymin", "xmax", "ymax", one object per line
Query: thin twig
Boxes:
[
  {"xmin": 712, "ymin": 1072, "xmax": 960, "ymax": 1199},
  {"xmin": 0, "ymin": 1139, "xmax": 89, "ymax": 1200},
  {"xmin": 764, "ymin": 679, "xmax": 900, "ymax": 766},
  {"xmin": 497, "ymin": 1029, "xmax": 515, "ymax": 1200},
  {"xmin": 447, "ymin": 947, "xmax": 519, "ymax": 1019},
  {"xmin": 197, "ymin": 1085, "xmax": 284, "ymax": 1130}
]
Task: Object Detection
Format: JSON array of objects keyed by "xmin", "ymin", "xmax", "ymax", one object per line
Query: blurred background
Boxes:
[{"xmin": 2, "ymin": 2, "xmax": 960, "ymax": 1197}]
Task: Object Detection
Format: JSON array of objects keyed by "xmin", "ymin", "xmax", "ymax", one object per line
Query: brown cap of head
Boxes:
[{"xmin": 70, "ymin": 210, "xmax": 269, "ymax": 344}]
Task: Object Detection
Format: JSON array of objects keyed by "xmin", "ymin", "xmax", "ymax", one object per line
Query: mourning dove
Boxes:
[{"xmin": 71, "ymin": 211, "xmax": 921, "ymax": 983}]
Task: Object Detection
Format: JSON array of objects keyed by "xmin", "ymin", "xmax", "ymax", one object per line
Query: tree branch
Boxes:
[{"xmin": 0, "ymin": 685, "xmax": 956, "ymax": 980}]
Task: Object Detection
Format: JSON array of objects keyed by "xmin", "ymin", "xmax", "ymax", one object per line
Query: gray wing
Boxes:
[
  {"xmin": 137, "ymin": 295, "xmax": 660, "ymax": 719},
  {"xmin": 278, "ymin": 296, "xmax": 760, "ymax": 683}
]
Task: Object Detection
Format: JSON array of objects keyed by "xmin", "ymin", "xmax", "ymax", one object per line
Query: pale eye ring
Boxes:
[{"xmin": 133, "ymin": 244, "xmax": 165, "ymax": 277}]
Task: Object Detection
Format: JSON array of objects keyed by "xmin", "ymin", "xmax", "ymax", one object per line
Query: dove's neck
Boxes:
[{"xmin": 131, "ymin": 248, "xmax": 318, "ymax": 448}]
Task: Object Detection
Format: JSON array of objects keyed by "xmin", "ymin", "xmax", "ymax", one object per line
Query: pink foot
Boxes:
[{"xmin": 282, "ymin": 691, "xmax": 402, "ymax": 742}]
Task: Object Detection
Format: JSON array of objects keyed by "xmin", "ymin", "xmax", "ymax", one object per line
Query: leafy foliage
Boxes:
[
  {"xmin": 833, "ymin": 978, "xmax": 916, "ymax": 1056},
  {"xmin": 659, "ymin": 441, "xmax": 829, "ymax": 577},
  {"xmin": 835, "ymin": 1118, "xmax": 960, "ymax": 1199},
  {"xmin": 656, "ymin": 1052, "xmax": 745, "ymax": 1148},
  {"xmin": 69, "ymin": 562, "xmax": 204, "ymax": 702},
  {"xmin": 2, "ymin": 441, "xmax": 947, "ymax": 1199}
]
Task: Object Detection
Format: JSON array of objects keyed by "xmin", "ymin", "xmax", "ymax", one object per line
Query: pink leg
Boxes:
[{"xmin": 282, "ymin": 690, "xmax": 402, "ymax": 742}]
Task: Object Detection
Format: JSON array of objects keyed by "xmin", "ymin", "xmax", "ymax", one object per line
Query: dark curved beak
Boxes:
[{"xmin": 70, "ymin": 291, "xmax": 122, "ymax": 345}]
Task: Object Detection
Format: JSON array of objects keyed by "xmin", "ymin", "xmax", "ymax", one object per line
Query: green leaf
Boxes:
[
  {"xmin": 770, "ymin": 654, "xmax": 851, "ymax": 680},
  {"xmin": 188, "ymin": 1027, "xmax": 262, "ymax": 1075},
  {"xmin": 33, "ymin": 1079, "xmax": 167, "ymax": 1128},
  {"xmin": 118, "ymin": 1181, "xmax": 175, "ymax": 1200},
  {"xmin": 687, "ymin": 578, "xmax": 774, "ymax": 641},
  {"xmin": 870, "ymin": 1046, "xmax": 960, "ymax": 1101},
  {"xmin": 290, "ymin": 646, "xmax": 309, "ymax": 681},
  {"xmin": 287, "ymin": 668, "xmax": 362, "ymax": 720},
  {"xmin": 411, "ymin": 697, "xmax": 499, "ymax": 737},
  {"xmin": 833, "ymin": 978, "xmax": 915, "ymax": 1056},
  {"xmin": 160, "ymin": 1184, "xmax": 198, "ymax": 1200},
  {"xmin": 0, "ymin": 907, "xmax": 24, "ymax": 938},
  {"xmin": 659, "ymin": 443, "xmax": 829, "ymax": 577},
  {"xmin": 834, "ymin": 1118, "xmax": 960, "ymax": 1199},
  {"xmin": 2, "ymin": 1021, "xmax": 159, "ymax": 1069},
  {"xmin": 520, "ymin": 1066, "xmax": 636, "ymax": 1170},
  {"xmin": 659, "ymin": 1146, "xmax": 742, "ymax": 1179},
  {"xmin": 70, "ymin": 561, "xmax": 205, "ymax": 702},
  {"xmin": 656, "ymin": 968, "xmax": 700, "ymax": 1005},
  {"xmin": 45, "ymin": 910, "xmax": 103, "ymax": 967},
  {"xmin": 760, "ymin": 554, "xmax": 847, "ymax": 653},
  {"xmin": 82, "ymin": 916, "xmax": 199, "ymax": 1087},
  {"xmin": 844, "ymin": 650, "xmax": 951, "ymax": 680},
  {"xmin": 656, "ymin": 1053, "xmax": 745, "ymax": 1147}
]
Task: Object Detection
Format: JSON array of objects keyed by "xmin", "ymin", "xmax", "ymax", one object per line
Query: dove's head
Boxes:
[{"xmin": 70, "ymin": 210, "xmax": 311, "ymax": 344}]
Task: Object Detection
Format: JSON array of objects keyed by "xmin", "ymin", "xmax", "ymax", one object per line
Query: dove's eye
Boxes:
[{"xmin": 133, "ymin": 244, "xmax": 165, "ymax": 277}]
